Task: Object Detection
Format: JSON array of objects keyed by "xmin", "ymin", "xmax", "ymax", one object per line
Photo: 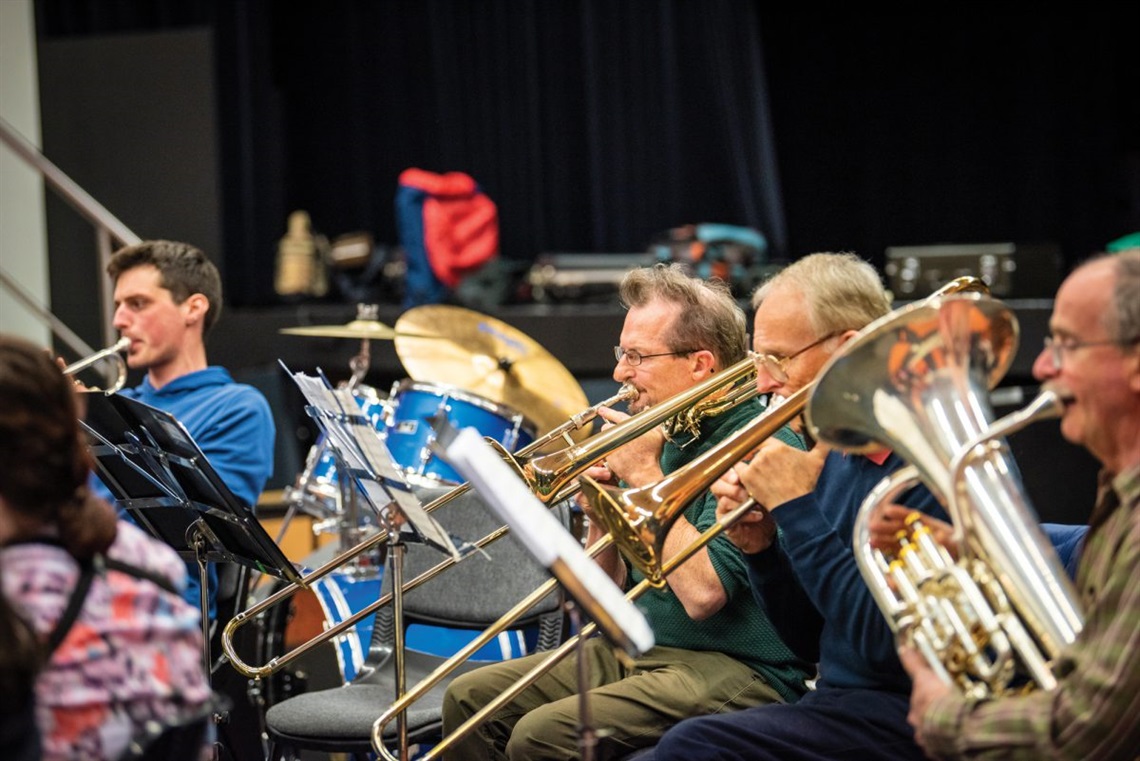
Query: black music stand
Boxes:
[
  {"xmin": 283, "ymin": 364, "xmax": 466, "ymax": 760},
  {"xmin": 81, "ymin": 392, "xmax": 303, "ymax": 680}
]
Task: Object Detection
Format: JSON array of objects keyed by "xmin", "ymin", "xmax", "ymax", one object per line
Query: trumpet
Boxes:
[
  {"xmin": 222, "ymin": 360, "xmax": 755, "ymax": 679},
  {"xmin": 386, "ymin": 275, "xmax": 989, "ymax": 759},
  {"xmin": 64, "ymin": 336, "xmax": 130, "ymax": 393}
]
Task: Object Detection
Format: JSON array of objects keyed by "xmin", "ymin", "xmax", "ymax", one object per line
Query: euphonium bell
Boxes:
[{"xmin": 806, "ymin": 292, "xmax": 1084, "ymax": 697}]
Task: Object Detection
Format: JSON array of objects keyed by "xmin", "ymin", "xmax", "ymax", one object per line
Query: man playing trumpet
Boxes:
[{"xmin": 89, "ymin": 240, "xmax": 275, "ymax": 617}]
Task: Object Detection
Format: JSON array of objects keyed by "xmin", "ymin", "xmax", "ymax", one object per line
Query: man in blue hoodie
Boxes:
[{"xmin": 94, "ymin": 239, "xmax": 275, "ymax": 618}]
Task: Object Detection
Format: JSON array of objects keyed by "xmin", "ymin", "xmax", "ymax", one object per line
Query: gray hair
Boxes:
[
  {"xmin": 619, "ymin": 263, "xmax": 748, "ymax": 367},
  {"xmin": 1087, "ymin": 250, "xmax": 1140, "ymax": 345},
  {"xmin": 1112, "ymin": 250, "xmax": 1140, "ymax": 345},
  {"xmin": 752, "ymin": 252, "xmax": 891, "ymax": 336}
]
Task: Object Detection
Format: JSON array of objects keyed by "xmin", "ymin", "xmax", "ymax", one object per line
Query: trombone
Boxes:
[
  {"xmin": 584, "ymin": 276, "xmax": 989, "ymax": 588},
  {"xmin": 221, "ymin": 357, "xmax": 757, "ymax": 679},
  {"xmin": 64, "ymin": 336, "xmax": 130, "ymax": 393},
  {"xmin": 371, "ymin": 275, "xmax": 989, "ymax": 758}
]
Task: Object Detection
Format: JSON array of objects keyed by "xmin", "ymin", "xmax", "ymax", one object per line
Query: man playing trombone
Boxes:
[
  {"xmin": 650, "ymin": 252, "xmax": 949, "ymax": 761},
  {"xmin": 441, "ymin": 263, "xmax": 815, "ymax": 760}
]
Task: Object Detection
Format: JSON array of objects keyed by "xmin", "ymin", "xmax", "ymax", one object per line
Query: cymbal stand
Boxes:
[{"xmin": 345, "ymin": 303, "xmax": 379, "ymax": 392}]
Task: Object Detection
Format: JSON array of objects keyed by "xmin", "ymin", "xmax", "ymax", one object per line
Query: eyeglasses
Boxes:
[
  {"xmin": 613, "ymin": 346, "xmax": 695, "ymax": 366},
  {"xmin": 1043, "ymin": 334, "xmax": 1140, "ymax": 370},
  {"xmin": 749, "ymin": 332, "xmax": 840, "ymax": 383}
]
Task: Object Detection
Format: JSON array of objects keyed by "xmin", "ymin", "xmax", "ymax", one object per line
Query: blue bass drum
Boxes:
[
  {"xmin": 384, "ymin": 380, "xmax": 536, "ymax": 485},
  {"xmin": 305, "ymin": 564, "xmax": 532, "ymax": 682}
]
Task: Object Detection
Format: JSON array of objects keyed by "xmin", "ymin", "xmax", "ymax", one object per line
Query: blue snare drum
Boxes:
[{"xmin": 384, "ymin": 380, "xmax": 536, "ymax": 485}]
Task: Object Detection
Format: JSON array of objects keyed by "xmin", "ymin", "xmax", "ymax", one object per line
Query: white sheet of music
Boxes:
[
  {"xmin": 288, "ymin": 369, "xmax": 461, "ymax": 560},
  {"xmin": 442, "ymin": 425, "xmax": 655, "ymax": 656}
]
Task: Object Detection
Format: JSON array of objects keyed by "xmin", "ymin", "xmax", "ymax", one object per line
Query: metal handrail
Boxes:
[{"xmin": 0, "ymin": 115, "xmax": 140, "ymax": 348}]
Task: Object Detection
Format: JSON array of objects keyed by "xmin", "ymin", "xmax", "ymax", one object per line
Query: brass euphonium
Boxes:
[{"xmin": 806, "ymin": 292, "xmax": 1084, "ymax": 698}]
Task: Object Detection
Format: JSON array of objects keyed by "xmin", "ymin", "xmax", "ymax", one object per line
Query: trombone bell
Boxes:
[{"xmin": 579, "ymin": 475, "xmax": 665, "ymax": 587}]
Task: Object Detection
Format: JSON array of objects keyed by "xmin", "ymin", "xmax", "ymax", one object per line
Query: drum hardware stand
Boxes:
[
  {"xmin": 283, "ymin": 365, "xmax": 468, "ymax": 761},
  {"xmin": 344, "ymin": 303, "xmax": 379, "ymax": 393},
  {"xmin": 276, "ymin": 435, "xmax": 335, "ymax": 546}
]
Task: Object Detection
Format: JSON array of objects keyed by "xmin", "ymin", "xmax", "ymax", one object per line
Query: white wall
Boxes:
[{"xmin": 0, "ymin": 0, "xmax": 49, "ymax": 344}]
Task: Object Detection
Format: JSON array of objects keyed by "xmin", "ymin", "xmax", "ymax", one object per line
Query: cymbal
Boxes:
[
  {"xmin": 280, "ymin": 318, "xmax": 397, "ymax": 340},
  {"xmin": 278, "ymin": 316, "xmax": 446, "ymax": 340},
  {"xmin": 394, "ymin": 305, "xmax": 588, "ymax": 435}
]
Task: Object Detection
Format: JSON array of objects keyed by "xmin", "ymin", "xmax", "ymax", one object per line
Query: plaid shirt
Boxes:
[{"xmin": 921, "ymin": 464, "xmax": 1140, "ymax": 760}]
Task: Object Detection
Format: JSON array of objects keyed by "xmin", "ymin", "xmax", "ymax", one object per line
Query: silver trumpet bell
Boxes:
[
  {"xmin": 806, "ymin": 293, "xmax": 1083, "ymax": 698},
  {"xmin": 64, "ymin": 336, "xmax": 131, "ymax": 393}
]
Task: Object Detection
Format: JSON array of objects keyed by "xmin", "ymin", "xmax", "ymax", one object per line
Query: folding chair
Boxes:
[{"xmin": 265, "ymin": 488, "xmax": 569, "ymax": 759}]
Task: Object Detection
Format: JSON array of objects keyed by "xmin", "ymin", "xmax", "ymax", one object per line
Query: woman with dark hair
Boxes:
[
  {"xmin": 0, "ymin": 579, "xmax": 42, "ymax": 761},
  {"xmin": 0, "ymin": 335, "xmax": 210, "ymax": 761}
]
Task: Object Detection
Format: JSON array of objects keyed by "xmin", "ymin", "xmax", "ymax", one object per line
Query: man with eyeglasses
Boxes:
[
  {"xmin": 442, "ymin": 263, "xmax": 815, "ymax": 760},
  {"xmin": 648, "ymin": 252, "xmax": 950, "ymax": 761},
  {"xmin": 897, "ymin": 250, "xmax": 1140, "ymax": 760}
]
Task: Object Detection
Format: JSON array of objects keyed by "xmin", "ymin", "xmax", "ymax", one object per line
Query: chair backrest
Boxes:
[
  {"xmin": 209, "ymin": 561, "xmax": 251, "ymax": 673},
  {"xmin": 368, "ymin": 486, "xmax": 569, "ymax": 665}
]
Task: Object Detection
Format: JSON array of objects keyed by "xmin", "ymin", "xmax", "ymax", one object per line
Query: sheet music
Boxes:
[
  {"xmin": 285, "ymin": 365, "xmax": 462, "ymax": 560},
  {"xmin": 441, "ymin": 425, "xmax": 655, "ymax": 656}
]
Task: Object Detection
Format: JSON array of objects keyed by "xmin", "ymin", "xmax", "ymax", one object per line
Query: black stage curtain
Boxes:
[
  {"xmin": 35, "ymin": 4, "xmax": 1139, "ymax": 307},
  {"xmin": 38, "ymin": 0, "xmax": 786, "ymax": 307}
]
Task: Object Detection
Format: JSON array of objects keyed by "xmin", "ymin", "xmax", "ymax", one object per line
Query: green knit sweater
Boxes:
[{"xmin": 628, "ymin": 396, "xmax": 814, "ymax": 703}]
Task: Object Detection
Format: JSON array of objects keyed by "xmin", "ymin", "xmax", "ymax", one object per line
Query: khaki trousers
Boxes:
[{"xmin": 441, "ymin": 641, "xmax": 784, "ymax": 761}]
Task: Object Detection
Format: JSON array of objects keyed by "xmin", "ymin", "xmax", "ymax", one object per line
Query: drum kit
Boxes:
[
  {"xmin": 265, "ymin": 302, "xmax": 589, "ymax": 691},
  {"xmin": 280, "ymin": 302, "xmax": 587, "ymax": 535}
]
